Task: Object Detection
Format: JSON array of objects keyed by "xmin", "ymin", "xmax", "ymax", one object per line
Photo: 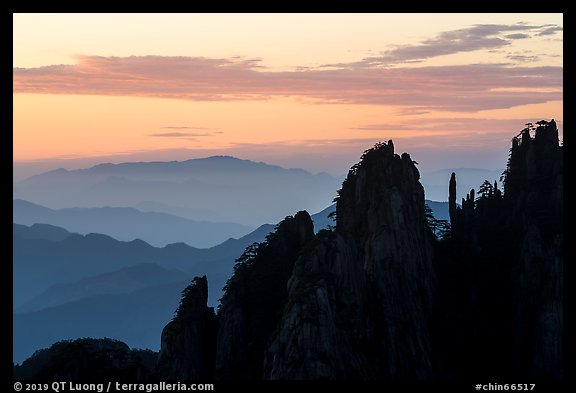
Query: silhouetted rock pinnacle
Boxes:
[
  {"xmin": 156, "ymin": 276, "xmax": 216, "ymax": 380},
  {"xmin": 449, "ymin": 172, "xmax": 457, "ymax": 227},
  {"xmin": 215, "ymin": 211, "xmax": 314, "ymax": 380},
  {"xmin": 265, "ymin": 141, "xmax": 435, "ymax": 380},
  {"xmin": 434, "ymin": 119, "xmax": 562, "ymax": 380}
]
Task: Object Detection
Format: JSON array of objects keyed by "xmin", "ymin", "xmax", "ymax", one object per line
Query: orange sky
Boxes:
[{"xmin": 13, "ymin": 13, "xmax": 563, "ymax": 177}]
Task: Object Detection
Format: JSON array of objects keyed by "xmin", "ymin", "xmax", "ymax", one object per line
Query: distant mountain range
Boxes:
[
  {"xmin": 13, "ymin": 222, "xmax": 274, "ymax": 309},
  {"xmin": 13, "ymin": 156, "xmax": 341, "ymax": 226},
  {"xmin": 13, "ymin": 202, "xmax": 347, "ymax": 307},
  {"xmin": 12, "ymin": 221, "xmax": 274, "ymax": 364},
  {"xmin": 11, "ymin": 205, "xmax": 337, "ymax": 364},
  {"xmin": 12, "ymin": 203, "xmax": 336, "ymax": 362},
  {"xmin": 13, "ymin": 199, "xmax": 254, "ymax": 248}
]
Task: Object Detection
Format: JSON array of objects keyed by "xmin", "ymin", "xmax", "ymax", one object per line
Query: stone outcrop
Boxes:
[
  {"xmin": 506, "ymin": 120, "xmax": 563, "ymax": 380},
  {"xmin": 265, "ymin": 141, "xmax": 435, "ymax": 380},
  {"xmin": 156, "ymin": 276, "xmax": 216, "ymax": 380},
  {"xmin": 437, "ymin": 120, "xmax": 563, "ymax": 380},
  {"xmin": 15, "ymin": 121, "xmax": 563, "ymax": 381},
  {"xmin": 215, "ymin": 211, "xmax": 315, "ymax": 380}
]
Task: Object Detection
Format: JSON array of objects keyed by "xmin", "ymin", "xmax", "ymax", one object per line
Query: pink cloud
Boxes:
[{"xmin": 13, "ymin": 55, "xmax": 561, "ymax": 112}]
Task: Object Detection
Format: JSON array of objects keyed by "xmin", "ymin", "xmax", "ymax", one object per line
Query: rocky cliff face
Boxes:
[
  {"xmin": 156, "ymin": 276, "xmax": 216, "ymax": 380},
  {"xmin": 437, "ymin": 120, "xmax": 563, "ymax": 380},
  {"xmin": 506, "ymin": 121, "xmax": 563, "ymax": 380},
  {"xmin": 265, "ymin": 141, "xmax": 435, "ymax": 380},
  {"xmin": 215, "ymin": 211, "xmax": 315, "ymax": 379}
]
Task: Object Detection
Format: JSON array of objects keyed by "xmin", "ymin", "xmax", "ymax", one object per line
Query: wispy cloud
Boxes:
[
  {"xmin": 13, "ymin": 23, "xmax": 562, "ymax": 113},
  {"xmin": 148, "ymin": 132, "xmax": 213, "ymax": 137},
  {"xmin": 148, "ymin": 129, "xmax": 223, "ymax": 138},
  {"xmin": 352, "ymin": 23, "xmax": 561, "ymax": 67},
  {"xmin": 506, "ymin": 55, "xmax": 540, "ymax": 62},
  {"xmin": 536, "ymin": 25, "xmax": 563, "ymax": 36},
  {"xmin": 161, "ymin": 126, "xmax": 216, "ymax": 130},
  {"xmin": 505, "ymin": 33, "xmax": 530, "ymax": 39}
]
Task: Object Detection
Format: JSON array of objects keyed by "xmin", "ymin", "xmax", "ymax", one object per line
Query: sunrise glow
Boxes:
[{"xmin": 13, "ymin": 13, "xmax": 563, "ymax": 177}]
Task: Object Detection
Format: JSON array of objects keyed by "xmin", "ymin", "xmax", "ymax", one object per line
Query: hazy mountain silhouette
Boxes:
[
  {"xmin": 11, "ymin": 202, "xmax": 347, "ymax": 365},
  {"xmin": 11, "ymin": 218, "xmax": 290, "ymax": 364},
  {"xmin": 13, "ymin": 222, "xmax": 275, "ymax": 309},
  {"xmin": 13, "ymin": 200, "xmax": 444, "ymax": 310},
  {"xmin": 16, "ymin": 263, "xmax": 188, "ymax": 313},
  {"xmin": 13, "ymin": 199, "xmax": 254, "ymax": 248},
  {"xmin": 13, "ymin": 222, "xmax": 73, "ymax": 242},
  {"xmin": 12, "ymin": 219, "xmax": 276, "ymax": 364},
  {"xmin": 13, "ymin": 156, "xmax": 340, "ymax": 226},
  {"xmin": 13, "ymin": 281, "xmax": 189, "ymax": 365}
]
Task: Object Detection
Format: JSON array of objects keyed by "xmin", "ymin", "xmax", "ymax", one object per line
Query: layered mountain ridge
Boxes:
[{"xmin": 15, "ymin": 120, "xmax": 563, "ymax": 381}]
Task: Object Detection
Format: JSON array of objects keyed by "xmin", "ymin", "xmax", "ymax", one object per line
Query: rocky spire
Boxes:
[
  {"xmin": 156, "ymin": 276, "xmax": 216, "ymax": 380},
  {"xmin": 449, "ymin": 172, "xmax": 457, "ymax": 226},
  {"xmin": 265, "ymin": 141, "xmax": 435, "ymax": 380},
  {"xmin": 434, "ymin": 119, "xmax": 562, "ymax": 380}
]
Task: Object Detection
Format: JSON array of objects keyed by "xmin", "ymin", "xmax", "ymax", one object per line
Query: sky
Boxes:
[{"xmin": 13, "ymin": 13, "xmax": 563, "ymax": 180}]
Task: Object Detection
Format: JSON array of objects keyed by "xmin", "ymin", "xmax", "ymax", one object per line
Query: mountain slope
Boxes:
[
  {"xmin": 13, "ymin": 199, "xmax": 253, "ymax": 248},
  {"xmin": 13, "ymin": 222, "xmax": 73, "ymax": 242},
  {"xmin": 13, "ymin": 222, "xmax": 274, "ymax": 308}
]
